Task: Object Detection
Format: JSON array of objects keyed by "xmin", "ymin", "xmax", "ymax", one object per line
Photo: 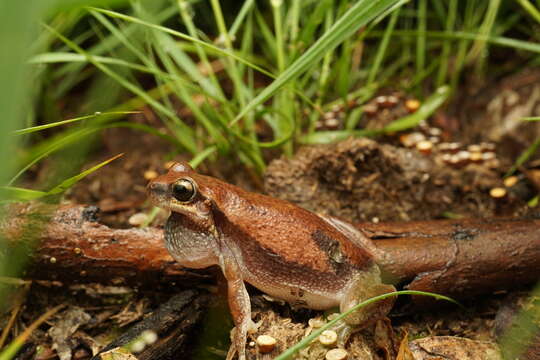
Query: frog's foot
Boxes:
[
  {"xmin": 226, "ymin": 343, "xmax": 237, "ymax": 360},
  {"xmin": 248, "ymin": 319, "xmax": 262, "ymax": 333},
  {"xmin": 340, "ymin": 265, "xmax": 396, "ymax": 328},
  {"xmin": 330, "ymin": 319, "xmax": 356, "ymax": 347}
]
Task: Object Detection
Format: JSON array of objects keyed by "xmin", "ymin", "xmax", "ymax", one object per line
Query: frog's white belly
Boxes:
[{"xmin": 245, "ymin": 276, "xmax": 342, "ymax": 310}]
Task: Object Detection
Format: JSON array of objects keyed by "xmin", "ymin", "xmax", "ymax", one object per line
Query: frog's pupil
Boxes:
[{"xmin": 172, "ymin": 180, "xmax": 195, "ymax": 202}]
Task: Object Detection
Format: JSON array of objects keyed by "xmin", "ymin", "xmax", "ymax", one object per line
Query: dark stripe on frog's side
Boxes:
[{"xmin": 311, "ymin": 229, "xmax": 350, "ymax": 276}]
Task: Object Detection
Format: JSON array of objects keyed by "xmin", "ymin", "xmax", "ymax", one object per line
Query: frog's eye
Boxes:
[{"xmin": 172, "ymin": 179, "xmax": 196, "ymax": 202}]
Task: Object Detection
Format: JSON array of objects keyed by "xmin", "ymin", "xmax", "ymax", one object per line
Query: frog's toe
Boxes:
[
  {"xmin": 248, "ymin": 319, "xmax": 262, "ymax": 333},
  {"xmin": 331, "ymin": 320, "xmax": 355, "ymax": 347}
]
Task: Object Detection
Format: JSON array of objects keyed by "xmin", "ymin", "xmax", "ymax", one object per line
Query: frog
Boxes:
[{"xmin": 147, "ymin": 162, "xmax": 395, "ymax": 360}]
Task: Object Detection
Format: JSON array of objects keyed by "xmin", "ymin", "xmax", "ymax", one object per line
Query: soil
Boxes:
[{"xmin": 2, "ymin": 69, "xmax": 540, "ymax": 359}]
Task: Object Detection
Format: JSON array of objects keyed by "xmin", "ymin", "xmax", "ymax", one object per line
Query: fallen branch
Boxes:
[{"xmin": 1, "ymin": 203, "xmax": 539, "ymax": 298}]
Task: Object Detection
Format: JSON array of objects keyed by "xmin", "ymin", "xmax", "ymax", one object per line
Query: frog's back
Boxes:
[{"xmin": 201, "ymin": 176, "xmax": 374, "ymax": 298}]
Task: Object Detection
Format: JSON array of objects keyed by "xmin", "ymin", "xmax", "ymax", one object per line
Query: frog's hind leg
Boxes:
[{"xmin": 335, "ymin": 265, "xmax": 396, "ymax": 345}]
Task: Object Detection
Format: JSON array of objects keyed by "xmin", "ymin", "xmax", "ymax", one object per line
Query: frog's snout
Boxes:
[
  {"xmin": 147, "ymin": 180, "xmax": 169, "ymax": 205},
  {"xmin": 148, "ymin": 180, "xmax": 168, "ymax": 194}
]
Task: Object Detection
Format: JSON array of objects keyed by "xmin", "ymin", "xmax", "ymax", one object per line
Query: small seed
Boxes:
[
  {"xmin": 319, "ymin": 330, "xmax": 338, "ymax": 347},
  {"xmin": 50, "ymin": 257, "xmax": 57, "ymax": 264},
  {"xmin": 504, "ymin": 176, "xmax": 518, "ymax": 188},
  {"xmin": 469, "ymin": 152, "xmax": 483, "ymax": 163},
  {"xmin": 428, "ymin": 136, "xmax": 440, "ymax": 144},
  {"xmin": 141, "ymin": 330, "xmax": 158, "ymax": 345},
  {"xmin": 416, "ymin": 140, "xmax": 433, "ymax": 154},
  {"xmin": 363, "ymin": 103, "xmax": 378, "ymax": 115},
  {"xmin": 324, "ymin": 118, "xmax": 340, "ymax": 129},
  {"xmin": 428, "ymin": 127, "xmax": 442, "ymax": 137},
  {"xmin": 448, "ymin": 155, "xmax": 461, "ymax": 166},
  {"xmin": 490, "ymin": 187, "xmax": 507, "ymax": 198},
  {"xmin": 327, "ymin": 313, "xmax": 340, "ymax": 321},
  {"xmin": 467, "ymin": 144, "xmax": 482, "ymax": 153},
  {"xmin": 419, "ymin": 120, "xmax": 429, "ymax": 130},
  {"xmin": 405, "ymin": 99, "xmax": 421, "ymax": 112},
  {"xmin": 440, "ymin": 153, "xmax": 453, "ymax": 164},
  {"xmin": 129, "ymin": 213, "xmax": 148, "ymax": 226},
  {"xmin": 130, "ymin": 339, "xmax": 146, "ymax": 353},
  {"xmin": 326, "ymin": 348, "xmax": 348, "ymax": 360},
  {"xmin": 439, "ymin": 142, "xmax": 461, "ymax": 153},
  {"xmin": 386, "ymin": 95, "xmax": 399, "ymax": 106},
  {"xmin": 331, "ymin": 104, "xmax": 342, "ymax": 112},
  {"xmin": 485, "ymin": 158, "xmax": 500, "ymax": 169},
  {"xmin": 324, "ymin": 111, "xmax": 335, "ymax": 120},
  {"xmin": 256, "ymin": 335, "xmax": 277, "ymax": 353},
  {"xmin": 457, "ymin": 150, "xmax": 471, "ymax": 161},
  {"xmin": 308, "ymin": 318, "xmax": 325, "ymax": 328},
  {"xmin": 375, "ymin": 95, "xmax": 388, "ymax": 106},
  {"xmin": 74, "ymin": 247, "xmax": 81, "ymax": 255},
  {"xmin": 400, "ymin": 132, "xmax": 425, "ymax": 147},
  {"xmin": 480, "ymin": 142, "xmax": 496, "ymax": 152},
  {"xmin": 482, "ymin": 152, "xmax": 496, "ymax": 161},
  {"xmin": 144, "ymin": 170, "xmax": 158, "ymax": 180}
]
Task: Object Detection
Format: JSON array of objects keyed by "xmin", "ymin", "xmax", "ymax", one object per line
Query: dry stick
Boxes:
[
  {"xmin": 1, "ymin": 203, "xmax": 539, "ymax": 298},
  {"xmin": 0, "ymin": 284, "xmax": 29, "ymax": 349},
  {"xmin": 0, "ymin": 304, "xmax": 64, "ymax": 360}
]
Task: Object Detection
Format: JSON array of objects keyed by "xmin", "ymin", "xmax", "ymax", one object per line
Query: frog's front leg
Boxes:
[
  {"xmin": 221, "ymin": 255, "xmax": 252, "ymax": 360},
  {"xmin": 336, "ymin": 265, "xmax": 396, "ymax": 343}
]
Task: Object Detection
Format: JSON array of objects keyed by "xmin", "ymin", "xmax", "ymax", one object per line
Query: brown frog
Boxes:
[{"xmin": 147, "ymin": 162, "xmax": 395, "ymax": 360}]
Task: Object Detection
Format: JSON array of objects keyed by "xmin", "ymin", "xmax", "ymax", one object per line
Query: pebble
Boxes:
[{"xmin": 129, "ymin": 213, "xmax": 149, "ymax": 226}]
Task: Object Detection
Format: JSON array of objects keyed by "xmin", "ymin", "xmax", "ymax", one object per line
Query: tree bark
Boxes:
[{"xmin": 1, "ymin": 203, "xmax": 539, "ymax": 298}]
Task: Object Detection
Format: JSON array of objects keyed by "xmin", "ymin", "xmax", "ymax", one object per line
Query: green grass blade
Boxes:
[
  {"xmin": 2, "ymin": 153, "xmax": 123, "ymax": 200},
  {"xmin": 383, "ymin": 85, "xmax": 450, "ymax": 132},
  {"xmin": 0, "ymin": 187, "xmax": 47, "ymax": 201},
  {"xmin": 46, "ymin": 153, "xmax": 123, "ymax": 195},
  {"xmin": 89, "ymin": 7, "xmax": 274, "ymax": 78},
  {"xmin": 505, "ymin": 137, "xmax": 540, "ymax": 177},
  {"xmin": 43, "ymin": 22, "xmax": 197, "ymax": 153},
  {"xmin": 189, "ymin": 146, "xmax": 217, "ymax": 169},
  {"xmin": 233, "ymin": 0, "xmax": 405, "ymax": 124},
  {"xmin": 366, "ymin": 30, "xmax": 540, "ymax": 54},
  {"xmin": 367, "ymin": 7, "xmax": 400, "ymax": 86},
  {"xmin": 8, "ymin": 127, "xmax": 96, "ymax": 186},
  {"xmin": 516, "ymin": 0, "xmax": 540, "ymax": 23},
  {"xmin": 415, "ymin": 0, "xmax": 426, "ymax": 92},
  {"xmin": 13, "ymin": 111, "xmax": 138, "ymax": 135},
  {"xmin": 300, "ymin": 129, "xmax": 379, "ymax": 145},
  {"xmin": 275, "ymin": 290, "xmax": 459, "ymax": 360}
]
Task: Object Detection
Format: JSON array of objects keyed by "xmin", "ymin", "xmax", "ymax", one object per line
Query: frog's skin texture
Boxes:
[{"xmin": 147, "ymin": 162, "xmax": 395, "ymax": 360}]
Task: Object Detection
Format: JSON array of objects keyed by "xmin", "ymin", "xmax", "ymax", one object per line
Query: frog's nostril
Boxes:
[{"xmin": 148, "ymin": 181, "xmax": 168, "ymax": 195}]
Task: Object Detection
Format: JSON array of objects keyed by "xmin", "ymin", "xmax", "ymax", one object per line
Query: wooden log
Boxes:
[{"xmin": 1, "ymin": 203, "xmax": 539, "ymax": 298}]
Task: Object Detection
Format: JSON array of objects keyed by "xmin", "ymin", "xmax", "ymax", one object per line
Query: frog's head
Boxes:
[{"xmin": 147, "ymin": 162, "xmax": 215, "ymax": 227}]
